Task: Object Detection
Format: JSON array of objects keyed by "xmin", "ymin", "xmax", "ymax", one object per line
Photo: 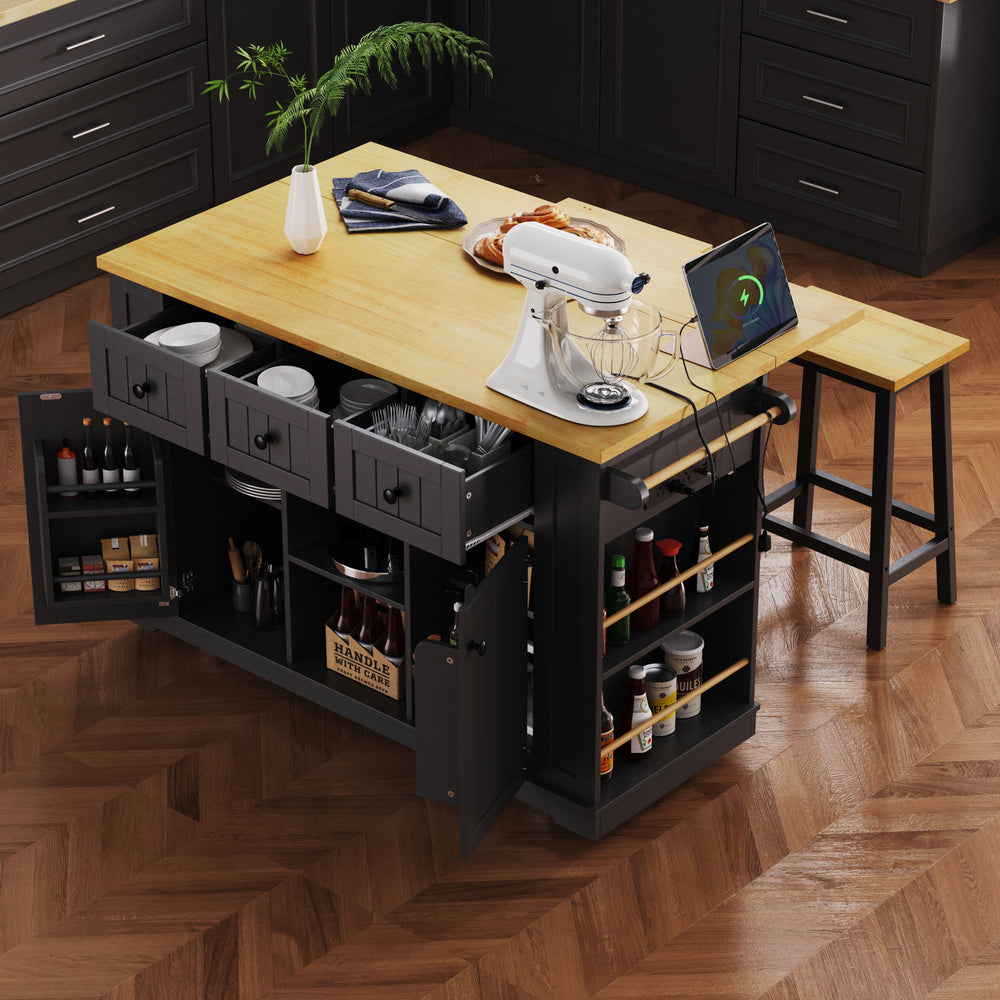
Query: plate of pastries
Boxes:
[{"xmin": 463, "ymin": 204, "xmax": 624, "ymax": 273}]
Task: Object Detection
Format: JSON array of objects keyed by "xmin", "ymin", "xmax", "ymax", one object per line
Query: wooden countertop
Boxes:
[
  {"xmin": 97, "ymin": 142, "xmax": 862, "ymax": 465},
  {"xmin": 0, "ymin": 0, "xmax": 76, "ymax": 27}
]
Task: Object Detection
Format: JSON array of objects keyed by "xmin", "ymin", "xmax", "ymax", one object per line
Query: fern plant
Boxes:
[{"xmin": 204, "ymin": 22, "xmax": 492, "ymax": 171}]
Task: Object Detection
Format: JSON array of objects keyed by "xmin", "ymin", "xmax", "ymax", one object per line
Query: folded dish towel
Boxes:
[{"xmin": 332, "ymin": 168, "xmax": 467, "ymax": 232}]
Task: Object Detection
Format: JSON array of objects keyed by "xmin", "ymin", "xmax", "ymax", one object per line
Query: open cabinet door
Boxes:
[{"xmin": 415, "ymin": 536, "xmax": 529, "ymax": 858}]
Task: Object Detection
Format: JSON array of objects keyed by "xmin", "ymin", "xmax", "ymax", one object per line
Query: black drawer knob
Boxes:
[
  {"xmin": 253, "ymin": 432, "xmax": 273, "ymax": 451},
  {"xmin": 468, "ymin": 639, "xmax": 488, "ymax": 656},
  {"xmin": 382, "ymin": 485, "xmax": 405, "ymax": 504},
  {"xmin": 131, "ymin": 381, "xmax": 151, "ymax": 399}
]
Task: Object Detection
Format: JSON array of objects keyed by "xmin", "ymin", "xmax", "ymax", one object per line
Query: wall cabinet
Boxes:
[{"xmin": 18, "ymin": 276, "xmax": 778, "ymax": 855}]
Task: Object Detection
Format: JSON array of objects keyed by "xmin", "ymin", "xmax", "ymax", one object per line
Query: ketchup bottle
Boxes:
[{"xmin": 625, "ymin": 526, "xmax": 660, "ymax": 630}]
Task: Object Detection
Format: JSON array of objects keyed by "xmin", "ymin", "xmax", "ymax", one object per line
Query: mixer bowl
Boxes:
[{"xmin": 544, "ymin": 299, "xmax": 678, "ymax": 409}]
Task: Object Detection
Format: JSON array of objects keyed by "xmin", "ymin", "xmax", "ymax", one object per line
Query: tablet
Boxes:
[{"xmin": 680, "ymin": 222, "xmax": 798, "ymax": 370}]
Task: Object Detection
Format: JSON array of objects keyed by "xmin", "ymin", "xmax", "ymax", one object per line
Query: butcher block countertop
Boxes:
[
  {"xmin": 97, "ymin": 142, "xmax": 863, "ymax": 465},
  {"xmin": 0, "ymin": 0, "xmax": 76, "ymax": 27}
]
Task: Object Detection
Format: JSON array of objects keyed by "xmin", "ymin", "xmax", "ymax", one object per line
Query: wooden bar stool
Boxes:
[{"xmin": 764, "ymin": 306, "xmax": 969, "ymax": 650}]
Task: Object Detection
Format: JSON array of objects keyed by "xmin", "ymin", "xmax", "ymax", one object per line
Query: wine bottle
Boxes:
[
  {"xmin": 101, "ymin": 417, "xmax": 121, "ymax": 492},
  {"xmin": 122, "ymin": 421, "xmax": 140, "ymax": 492},
  {"xmin": 603, "ymin": 553, "xmax": 630, "ymax": 646},
  {"xmin": 81, "ymin": 417, "xmax": 100, "ymax": 489}
]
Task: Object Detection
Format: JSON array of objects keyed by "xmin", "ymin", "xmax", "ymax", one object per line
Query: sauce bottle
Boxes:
[
  {"xmin": 604, "ymin": 554, "xmax": 630, "ymax": 646},
  {"xmin": 624, "ymin": 663, "xmax": 653, "ymax": 759},
  {"xmin": 656, "ymin": 538, "xmax": 685, "ymax": 617},
  {"xmin": 600, "ymin": 690, "xmax": 615, "ymax": 782},
  {"xmin": 695, "ymin": 524, "xmax": 714, "ymax": 593},
  {"xmin": 625, "ymin": 526, "xmax": 660, "ymax": 630},
  {"xmin": 56, "ymin": 438, "xmax": 78, "ymax": 497}
]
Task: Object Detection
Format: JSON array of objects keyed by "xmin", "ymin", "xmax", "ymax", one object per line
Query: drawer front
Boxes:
[
  {"xmin": 740, "ymin": 36, "xmax": 928, "ymax": 169},
  {"xmin": 0, "ymin": 43, "xmax": 209, "ymax": 201},
  {"xmin": 0, "ymin": 127, "xmax": 212, "ymax": 293},
  {"xmin": 208, "ymin": 363, "xmax": 336, "ymax": 508},
  {"xmin": 334, "ymin": 417, "xmax": 534, "ymax": 564},
  {"xmin": 0, "ymin": 0, "xmax": 206, "ymax": 115},
  {"xmin": 737, "ymin": 120, "xmax": 923, "ymax": 250},
  {"xmin": 742, "ymin": 0, "xmax": 935, "ymax": 82}
]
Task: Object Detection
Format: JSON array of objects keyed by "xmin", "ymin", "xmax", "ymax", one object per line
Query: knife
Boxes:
[{"xmin": 347, "ymin": 187, "xmax": 444, "ymax": 225}]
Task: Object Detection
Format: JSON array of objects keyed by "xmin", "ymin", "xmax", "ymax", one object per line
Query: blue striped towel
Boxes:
[{"xmin": 332, "ymin": 168, "xmax": 467, "ymax": 232}]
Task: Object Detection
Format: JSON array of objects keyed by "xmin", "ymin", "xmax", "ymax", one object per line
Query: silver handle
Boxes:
[
  {"xmin": 77, "ymin": 205, "xmax": 116, "ymax": 224},
  {"xmin": 799, "ymin": 179, "xmax": 841, "ymax": 197},
  {"xmin": 71, "ymin": 121, "xmax": 111, "ymax": 140},
  {"xmin": 802, "ymin": 94, "xmax": 845, "ymax": 111},
  {"xmin": 65, "ymin": 33, "xmax": 107, "ymax": 51},
  {"xmin": 805, "ymin": 9, "xmax": 849, "ymax": 24}
]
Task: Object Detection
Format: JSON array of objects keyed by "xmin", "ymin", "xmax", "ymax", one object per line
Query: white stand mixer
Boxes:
[{"xmin": 486, "ymin": 221, "xmax": 659, "ymax": 426}]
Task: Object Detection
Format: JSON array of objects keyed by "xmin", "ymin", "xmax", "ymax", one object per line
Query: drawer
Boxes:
[
  {"xmin": 0, "ymin": 127, "xmax": 212, "ymax": 296},
  {"xmin": 90, "ymin": 302, "xmax": 274, "ymax": 454},
  {"xmin": 742, "ymin": 0, "xmax": 935, "ymax": 82},
  {"xmin": 208, "ymin": 351, "xmax": 379, "ymax": 508},
  {"xmin": 334, "ymin": 408, "xmax": 534, "ymax": 564},
  {"xmin": 740, "ymin": 36, "xmax": 928, "ymax": 169},
  {"xmin": 737, "ymin": 120, "xmax": 922, "ymax": 251},
  {"xmin": 0, "ymin": 0, "xmax": 206, "ymax": 115},
  {"xmin": 0, "ymin": 43, "xmax": 209, "ymax": 202}
]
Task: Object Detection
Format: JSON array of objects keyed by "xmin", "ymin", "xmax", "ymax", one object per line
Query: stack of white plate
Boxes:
[
  {"xmin": 146, "ymin": 325, "xmax": 254, "ymax": 368},
  {"xmin": 224, "ymin": 467, "xmax": 283, "ymax": 502},
  {"xmin": 158, "ymin": 322, "xmax": 222, "ymax": 364},
  {"xmin": 257, "ymin": 365, "xmax": 319, "ymax": 407}
]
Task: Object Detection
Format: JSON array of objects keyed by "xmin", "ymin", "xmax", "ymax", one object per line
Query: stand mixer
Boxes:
[{"xmin": 487, "ymin": 221, "xmax": 675, "ymax": 426}]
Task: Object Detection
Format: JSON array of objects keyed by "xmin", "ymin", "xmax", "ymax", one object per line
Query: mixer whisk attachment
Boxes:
[{"xmin": 577, "ymin": 315, "xmax": 637, "ymax": 409}]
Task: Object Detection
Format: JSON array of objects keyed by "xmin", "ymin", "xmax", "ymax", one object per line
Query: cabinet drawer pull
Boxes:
[
  {"xmin": 805, "ymin": 9, "xmax": 849, "ymax": 25},
  {"xmin": 799, "ymin": 179, "xmax": 841, "ymax": 197},
  {"xmin": 71, "ymin": 121, "xmax": 112, "ymax": 140},
  {"xmin": 802, "ymin": 94, "xmax": 845, "ymax": 112},
  {"xmin": 382, "ymin": 485, "xmax": 405, "ymax": 504},
  {"xmin": 65, "ymin": 33, "xmax": 107, "ymax": 51},
  {"xmin": 468, "ymin": 639, "xmax": 488, "ymax": 656},
  {"xmin": 253, "ymin": 432, "xmax": 273, "ymax": 450},
  {"xmin": 77, "ymin": 205, "xmax": 116, "ymax": 224},
  {"xmin": 131, "ymin": 381, "xmax": 152, "ymax": 399}
]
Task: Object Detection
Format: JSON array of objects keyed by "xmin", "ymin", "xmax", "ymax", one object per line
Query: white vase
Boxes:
[{"xmin": 284, "ymin": 164, "xmax": 327, "ymax": 254}]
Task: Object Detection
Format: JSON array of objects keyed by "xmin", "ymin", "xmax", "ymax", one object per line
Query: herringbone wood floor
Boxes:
[{"xmin": 2, "ymin": 127, "xmax": 999, "ymax": 999}]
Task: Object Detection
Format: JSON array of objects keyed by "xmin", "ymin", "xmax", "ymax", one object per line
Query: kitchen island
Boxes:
[{"xmin": 21, "ymin": 143, "xmax": 863, "ymax": 854}]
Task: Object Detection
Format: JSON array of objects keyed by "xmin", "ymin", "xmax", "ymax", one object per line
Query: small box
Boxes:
[
  {"xmin": 81, "ymin": 553, "xmax": 105, "ymax": 593},
  {"xmin": 129, "ymin": 534, "xmax": 160, "ymax": 591},
  {"xmin": 101, "ymin": 536, "xmax": 133, "ymax": 592},
  {"xmin": 325, "ymin": 617, "xmax": 402, "ymax": 700},
  {"xmin": 57, "ymin": 556, "xmax": 82, "ymax": 594}
]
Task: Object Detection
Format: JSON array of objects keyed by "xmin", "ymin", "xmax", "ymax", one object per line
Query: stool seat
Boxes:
[{"xmin": 765, "ymin": 304, "xmax": 969, "ymax": 650}]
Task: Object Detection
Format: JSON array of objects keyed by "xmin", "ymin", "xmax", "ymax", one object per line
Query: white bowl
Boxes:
[
  {"xmin": 159, "ymin": 322, "xmax": 222, "ymax": 354},
  {"xmin": 258, "ymin": 365, "xmax": 316, "ymax": 398}
]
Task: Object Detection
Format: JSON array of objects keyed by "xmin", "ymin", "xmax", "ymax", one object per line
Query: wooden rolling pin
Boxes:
[{"xmin": 227, "ymin": 537, "xmax": 245, "ymax": 583}]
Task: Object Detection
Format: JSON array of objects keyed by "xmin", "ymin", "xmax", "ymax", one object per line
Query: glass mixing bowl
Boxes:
[{"xmin": 544, "ymin": 299, "xmax": 679, "ymax": 409}]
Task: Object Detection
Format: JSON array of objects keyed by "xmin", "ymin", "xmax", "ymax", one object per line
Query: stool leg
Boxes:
[
  {"xmin": 868, "ymin": 387, "xmax": 895, "ymax": 650},
  {"xmin": 792, "ymin": 366, "xmax": 822, "ymax": 530},
  {"xmin": 930, "ymin": 365, "xmax": 958, "ymax": 605}
]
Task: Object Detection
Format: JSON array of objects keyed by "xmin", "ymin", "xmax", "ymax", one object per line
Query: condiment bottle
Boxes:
[
  {"xmin": 604, "ymin": 554, "xmax": 630, "ymax": 646},
  {"xmin": 448, "ymin": 601, "xmax": 461, "ymax": 646},
  {"xmin": 600, "ymin": 690, "xmax": 615, "ymax": 782},
  {"xmin": 352, "ymin": 595, "xmax": 383, "ymax": 651},
  {"xmin": 81, "ymin": 417, "xmax": 99, "ymax": 488},
  {"xmin": 333, "ymin": 585, "xmax": 359, "ymax": 639},
  {"xmin": 101, "ymin": 416, "xmax": 121, "ymax": 492},
  {"xmin": 378, "ymin": 607, "xmax": 405, "ymax": 667},
  {"xmin": 695, "ymin": 524, "xmax": 714, "ymax": 593},
  {"xmin": 56, "ymin": 438, "xmax": 78, "ymax": 497},
  {"xmin": 625, "ymin": 526, "xmax": 660, "ymax": 631},
  {"xmin": 656, "ymin": 538, "xmax": 685, "ymax": 617},
  {"xmin": 122, "ymin": 421, "xmax": 140, "ymax": 492},
  {"xmin": 624, "ymin": 664, "xmax": 653, "ymax": 759}
]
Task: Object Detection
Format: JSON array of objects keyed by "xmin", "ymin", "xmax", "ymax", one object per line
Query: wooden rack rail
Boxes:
[{"xmin": 600, "ymin": 657, "xmax": 750, "ymax": 757}]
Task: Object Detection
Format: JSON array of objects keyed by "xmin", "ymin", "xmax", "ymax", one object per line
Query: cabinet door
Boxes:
[
  {"xmin": 466, "ymin": 0, "xmax": 601, "ymax": 151},
  {"xmin": 414, "ymin": 536, "xmax": 529, "ymax": 857},
  {"xmin": 600, "ymin": 0, "xmax": 740, "ymax": 194},
  {"xmin": 330, "ymin": 0, "xmax": 451, "ymax": 151},
  {"xmin": 18, "ymin": 389, "xmax": 176, "ymax": 626},
  {"xmin": 206, "ymin": 1, "xmax": 332, "ymax": 203}
]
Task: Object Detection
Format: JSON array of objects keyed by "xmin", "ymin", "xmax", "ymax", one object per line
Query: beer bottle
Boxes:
[
  {"xmin": 333, "ymin": 586, "xmax": 359, "ymax": 639},
  {"xmin": 600, "ymin": 690, "xmax": 615, "ymax": 782},
  {"xmin": 603, "ymin": 554, "xmax": 630, "ymax": 646},
  {"xmin": 352, "ymin": 595, "xmax": 383, "ymax": 651}
]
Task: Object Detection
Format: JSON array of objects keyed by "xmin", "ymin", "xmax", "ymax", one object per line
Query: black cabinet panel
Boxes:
[
  {"xmin": 0, "ymin": 0, "xmax": 206, "ymax": 114},
  {"xmin": 0, "ymin": 44, "xmax": 210, "ymax": 201},
  {"xmin": 600, "ymin": 0, "xmax": 739, "ymax": 194},
  {"xmin": 467, "ymin": 0, "xmax": 601, "ymax": 151}
]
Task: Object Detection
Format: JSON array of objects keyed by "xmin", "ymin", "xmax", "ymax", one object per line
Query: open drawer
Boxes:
[
  {"xmin": 89, "ymin": 303, "xmax": 272, "ymax": 454},
  {"xmin": 333, "ymin": 406, "xmax": 534, "ymax": 564}
]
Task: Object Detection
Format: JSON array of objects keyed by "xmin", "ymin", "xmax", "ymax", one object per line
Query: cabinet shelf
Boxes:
[{"xmin": 288, "ymin": 536, "xmax": 405, "ymax": 609}]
